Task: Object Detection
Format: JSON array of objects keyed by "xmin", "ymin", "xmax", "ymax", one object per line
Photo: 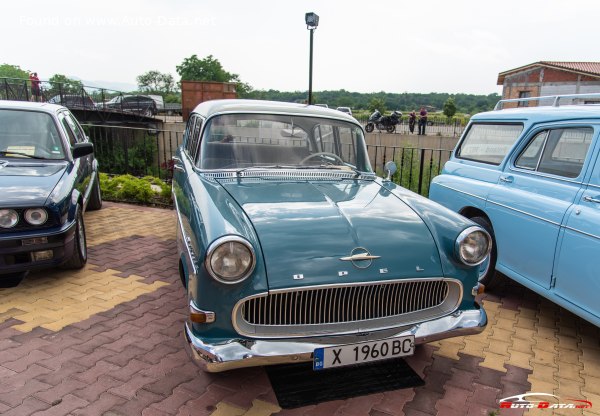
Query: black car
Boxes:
[
  {"xmin": 101, "ymin": 95, "xmax": 157, "ymax": 117},
  {"xmin": 0, "ymin": 101, "xmax": 102, "ymax": 286}
]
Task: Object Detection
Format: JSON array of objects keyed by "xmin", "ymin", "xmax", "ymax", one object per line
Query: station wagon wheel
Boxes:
[
  {"xmin": 300, "ymin": 152, "xmax": 344, "ymax": 165},
  {"xmin": 62, "ymin": 209, "xmax": 88, "ymax": 269},
  {"xmin": 470, "ymin": 216, "xmax": 501, "ymax": 290}
]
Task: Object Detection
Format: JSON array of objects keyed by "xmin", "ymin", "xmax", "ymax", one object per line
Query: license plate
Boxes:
[{"xmin": 313, "ymin": 335, "xmax": 415, "ymax": 370}]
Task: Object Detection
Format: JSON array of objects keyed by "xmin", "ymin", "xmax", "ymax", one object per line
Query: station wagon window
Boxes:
[
  {"xmin": 515, "ymin": 127, "xmax": 593, "ymax": 178},
  {"xmin": 457, "ymin": 123, "xmax": 523, "ymax": 165}
]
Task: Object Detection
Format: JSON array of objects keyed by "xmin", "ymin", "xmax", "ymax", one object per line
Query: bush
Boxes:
[{"xmin": 99, "ymin": 173, "xmax": 172, "ymax": 206}]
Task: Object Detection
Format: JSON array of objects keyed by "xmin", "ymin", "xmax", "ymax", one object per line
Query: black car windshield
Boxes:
[
  {"xmin": 0, "ymin": 110, "xmax": 65, "ymax": 160},
  {"xmin": 197, "ymin": 113, "xmax": 372, "ymax": 172}
]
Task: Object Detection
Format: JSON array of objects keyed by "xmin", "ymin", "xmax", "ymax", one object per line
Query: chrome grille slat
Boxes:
[{"xmin": 239, "ymin": 279, "xmax": 456, "ymax": 329}]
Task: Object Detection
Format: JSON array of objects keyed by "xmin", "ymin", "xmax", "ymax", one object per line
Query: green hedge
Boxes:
[{"xmin": 99, "ymin": 173, "xmax": 172, "ymax": 206}]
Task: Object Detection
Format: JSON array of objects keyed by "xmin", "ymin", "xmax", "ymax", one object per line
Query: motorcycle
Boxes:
[{"xmin": 365, "ymin": 110, "xmax": 402, "ymax": 133}]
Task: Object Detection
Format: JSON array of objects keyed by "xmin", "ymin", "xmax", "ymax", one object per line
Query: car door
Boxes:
[
  {"xmin": 58, "ymin": 111, "xmax": 93, "ymax": 203},
  {"xmin": 485, "ymin": 125, "xmax": 594, "ymax": 289},
  {"xmin": 173, "ymin": 115, "xmax": 203, "ymax": 284},
  {"xmin": 553, "ymin": 128, "xmax": 600, "ymax": 321}
]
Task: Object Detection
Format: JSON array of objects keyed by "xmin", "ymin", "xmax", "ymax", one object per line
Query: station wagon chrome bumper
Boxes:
[{"xmin": 183, "ymin": 306, "xmax": 487, "ymax": 372}]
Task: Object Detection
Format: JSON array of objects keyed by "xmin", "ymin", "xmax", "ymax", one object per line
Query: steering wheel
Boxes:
[{"xmin": 300, "ymin": 152, "xmax": 344, "ymax": 165}]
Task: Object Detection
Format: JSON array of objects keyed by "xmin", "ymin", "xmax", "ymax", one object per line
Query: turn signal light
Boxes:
[{"xmin": 189, "ymin": 301, "xmax": 215, "ymax": 324}]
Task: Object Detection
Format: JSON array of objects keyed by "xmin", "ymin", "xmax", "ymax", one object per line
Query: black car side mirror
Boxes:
[{"xmin": 72, "ymin": 142, "xmax": 94, "ymax": 159}]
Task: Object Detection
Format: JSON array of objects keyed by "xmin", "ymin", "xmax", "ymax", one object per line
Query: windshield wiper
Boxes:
[
  {"xmin": 234, "ymin": 165, "xmax": 303, "ymax": 176},
  {"xmin": 0, "ymin": 151, "xmax": 46, "ymax": 160}
]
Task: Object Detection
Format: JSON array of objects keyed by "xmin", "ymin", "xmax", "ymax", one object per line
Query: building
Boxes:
[{"xmin": 497, "ymin": 61, "xmax": 600, "ymax": 107}]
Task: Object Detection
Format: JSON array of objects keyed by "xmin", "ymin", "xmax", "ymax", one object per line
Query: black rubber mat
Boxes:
[{"xmin": 265, "ymin": 358, "xmax": 424, "ymax": 409}]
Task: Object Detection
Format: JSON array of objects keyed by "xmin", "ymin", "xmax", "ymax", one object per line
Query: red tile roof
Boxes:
[{"xmin": 498, "ymin": 61, "xmax": 600, "ymax": 84}]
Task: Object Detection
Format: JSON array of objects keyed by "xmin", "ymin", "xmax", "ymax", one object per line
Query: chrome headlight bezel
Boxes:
[
  {"xmin": 0, "ymin": 209, "xmax": 19, "ymax": 228},
  {"xmin": 24, "ymin": 208, "xmax": 48, "ymax": 226},
  {"xmin": 205, "ymin": 235, "xmax": 256, "ymax": 285},
  {"xmin": 455, "ymin": 226, "xmax": 492, "ymax": 266}
]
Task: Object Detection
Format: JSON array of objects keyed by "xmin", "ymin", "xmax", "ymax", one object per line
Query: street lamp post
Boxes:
[{"xmin": 305, "ymin": 12, "xmax": 319, "ymax": 105}]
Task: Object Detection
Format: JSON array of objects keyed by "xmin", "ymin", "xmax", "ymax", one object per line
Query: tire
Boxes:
[
  {"xmin": 470, "ymin": 216, "xmax": 501, "ymax": 290},
  {"xmin": 87, "ymin": 176, "xmax": 102, "ymax": 211},
  {"xmin": 0, "ymin": 272, "xmax": 27, "ymax": 288},
  {"xmin": 62, "ymin": 210, "xmax": 88, "ymax": 269},
  {"xmin": 365, "ymin": 123, "xmax": 374, "ymax": 133},
  {"xmin": 386, "ymin": 125, "xmax": 396, "ymax": 133}
]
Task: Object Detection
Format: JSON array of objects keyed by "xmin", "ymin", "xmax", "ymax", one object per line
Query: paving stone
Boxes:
[
  {"xmin": 371, "ymin": 389, "xmax": 416, "ymax": 416},
  {"xmin": 435, "ymin": 385, "xmax": 471, "ymax": 411},
  {"xmin": 0, "ymin": 397, "xmax": 51, "ymax": 416},
  {"xmin": 175, "ymin": 385, "xmax": 237, "ymax": 416},
  {"xmin": 0, "ymin": 379, "xmax": 53, "ymax": 407},
  {"xmin": 32, "ymin": 393, "xmax": 89, "ymax": 416}
]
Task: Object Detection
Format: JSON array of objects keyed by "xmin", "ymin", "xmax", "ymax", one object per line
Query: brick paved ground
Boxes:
[{"xmin": 1, "ymin": 202, "xmax": 599, "ymax": 416}]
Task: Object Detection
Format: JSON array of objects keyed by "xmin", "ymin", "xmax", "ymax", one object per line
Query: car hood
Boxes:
[
  {"xmin": 218, "ymin": 179, "xmax": 443, "ymax": 290},
  {"xmin": 0, "ymin": 160, "xmax": 67, "ymax": 206}
]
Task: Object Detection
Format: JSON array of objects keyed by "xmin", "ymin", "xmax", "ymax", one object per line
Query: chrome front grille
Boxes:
[{"xmin": 233, "ymin": 279, "xmax": 463, "ymax": 338}]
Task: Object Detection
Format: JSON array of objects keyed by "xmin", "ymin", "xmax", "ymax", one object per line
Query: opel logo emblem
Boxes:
[{"xmin": 339, "ymin": 247, "xmax": 381, "ymax": 269}]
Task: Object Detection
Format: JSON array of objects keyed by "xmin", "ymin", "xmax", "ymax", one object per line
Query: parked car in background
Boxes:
[
  {"xmin": 336, "ymin": 106, "xmax": 353, "ymax": 116},
  {"xmin": 174, "ymin": 99, "xmax": 490, "ymax": 372},
  {"xmin": 47, "ymin": 94, "xmax": 96, "ymax": 109},
  {"xmin": 0, "ymin": 101, "xmax": 102, "ymax": 286},
  {"xmin": 101, "ymin": 94, "xmax": 157, "ymax": 116},
  {"xmin": 314, "ymin": 103, "xmax": 328, "ymax": 108},
  {"xmin": 429, "ymin": 93, "xmax": 600, "ymax": 327}
]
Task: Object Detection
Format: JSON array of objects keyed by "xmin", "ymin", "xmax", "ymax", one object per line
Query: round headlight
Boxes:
[
  {"xmin": 206, "ymin": 236, "xmax": 256, "ymax": 284},
  {"xmin": 0, "ymin": 209, "xmax": 19, "ymax": 228},
  {"xmin": 24, "ymin": 208, "xmax": 48, "ymax": 226},
  {"xmin": 455, "ymin": 226, "xmax": 491, "ymax": 266}
]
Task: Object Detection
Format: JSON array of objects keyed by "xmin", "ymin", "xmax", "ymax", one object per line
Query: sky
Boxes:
[{"xmin": 3, "ymin": 0, "xmax": 599, "ymax": 96}]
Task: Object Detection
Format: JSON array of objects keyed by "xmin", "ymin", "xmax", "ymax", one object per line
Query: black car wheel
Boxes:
[
  {"xmin": 87, "ymin": 177, "xmax": 102, "ymax": 211},
  {"xmin": 62, "ymin": 210, "xmax": 88, "ymax": 269},
  {"xmin": 0, "ymin": 272, "xmax": 27, "ymax": 288}
]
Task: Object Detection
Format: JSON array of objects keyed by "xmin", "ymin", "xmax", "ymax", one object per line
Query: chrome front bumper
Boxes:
[{"xmin": 183, "ymin": 307, "xmax": 487, "ymax": 372}]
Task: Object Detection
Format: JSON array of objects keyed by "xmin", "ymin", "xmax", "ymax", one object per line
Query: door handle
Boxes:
[
  {"xmin": 173, "ymin": 164, "xmax": 184, "ymax": 172},
  {"xmin": 172, "ymin": 156, "xmax": 181, "ymax": 163},
  {"xmin": 583, "ymin": 195, "xmax": 600, "ymax": 204},
  {"xmin": 499, "ymin": 175, "xmax": 513, "ymax": 183}
]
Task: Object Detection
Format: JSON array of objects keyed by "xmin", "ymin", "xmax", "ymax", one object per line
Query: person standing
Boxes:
[
  {"xmin": 30, "ymin": 72, "xmax": 41, "ymax": 102},
  {"xmin": 418, "ymin": 106, "xmax": 428, "ymax": 135},
  {"xmin": 408, "ymin": 110, "xmax": 416, "ymax": 134}
]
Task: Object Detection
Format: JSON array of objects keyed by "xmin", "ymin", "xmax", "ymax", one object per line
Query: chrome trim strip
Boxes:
[
  {"xmin": 563, "ymin": 226, "xmax": 600, "ymax": 241},
  {"xmin": 201, "ymin": 170, "xmax": 376, "ymax": 181},
  {"xmin": 486, "ymin": 199, "xmax": 561, "ymax": 226},
  {"xmin": 184, "ymin": 307, "xmax": 487, "ymax": 372},
  {"xmin": 173, "ymin": 196, "xmax": 198, "ymax": 275},
  {"xmin": 231, "ymin": 278, "xmax": 463, "ymax": 338},
  {"xmin": 432, "ymin": 183, "xmax": 488, "ymax": 202}
]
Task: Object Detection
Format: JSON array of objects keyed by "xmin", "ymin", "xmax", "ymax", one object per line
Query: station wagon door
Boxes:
[
  {"xmin": 553, "ymin": 129, "xmax": 600, "ymax": 322},
  {"xmin": 485, "ymin": 126, "xmax": 594, "ymax": 289}
]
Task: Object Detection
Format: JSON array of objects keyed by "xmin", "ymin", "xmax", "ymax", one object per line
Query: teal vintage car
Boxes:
[{"xmin": 174, "ymin": 99, "xmax": 490, "ymax": 372}]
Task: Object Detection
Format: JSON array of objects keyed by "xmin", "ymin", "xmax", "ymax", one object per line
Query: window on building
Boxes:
[{"xmin": 518, "ymin": 91, "xmax": 531, "ymax": 107}]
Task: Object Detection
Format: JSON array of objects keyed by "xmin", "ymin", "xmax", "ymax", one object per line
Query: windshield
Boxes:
[
  {"xmin": 0, "ymin": 110, "xmax": 65, "ymax": 159},
  {"xmin": 197, "ymin": 113, "xmax": 372, "ymax": 172}
]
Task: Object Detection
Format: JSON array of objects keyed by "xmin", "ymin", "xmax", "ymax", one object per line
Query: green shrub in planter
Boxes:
[{"xmin": 99, "ymin": 173, "xmax": 172, "ymax": 206}]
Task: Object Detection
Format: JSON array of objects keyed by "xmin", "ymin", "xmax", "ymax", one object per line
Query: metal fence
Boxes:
[
  {"xmin": 354, "ymin": 114, "xmax": 467, "ymax": 138},
  {"xmin": 82, "ymin": 124, "xmax": 183, "ymax": 180},
  {"xmin": 84, "ymin": 124, "xmax": 451, "ymax": 196}
]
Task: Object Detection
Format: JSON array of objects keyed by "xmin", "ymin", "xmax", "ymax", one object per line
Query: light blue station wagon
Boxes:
[
  {"xmin": 430, "ymin": 94, "xmax": 600, "ymax": 327},
  {"xmin": 173, "ymin": 99, "xmax": 490, "ymax": 372}
]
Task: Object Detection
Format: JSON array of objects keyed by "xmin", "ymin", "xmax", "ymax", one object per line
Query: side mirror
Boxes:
[
  {"xmin": 384, "ymin": 161, "xmax": 397, "ymax": 181},
  {"xmin": 72, "ymin": 142, "xmax": 94, "ymax": 159}
]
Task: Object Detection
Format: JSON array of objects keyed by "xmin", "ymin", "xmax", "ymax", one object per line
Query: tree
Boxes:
[
  {"xmin": 443, "ymin": 97, "xmax": 457, "ymax": 118},
  {"xmin": 175, "ymin": 54, "xmax": 253, "ymax": 98},
  {"xmin": 48, "ymin": 74, "xmax": 83, "ymax": 95},
  {"xmin": 0, "ymin": 63, "xmax": 29, "ymax": 79},
  {"xmin": 368, "ymin": 97, "xmax": 386, "ymax": 114},
  {"xmin": 136, "ymin": 70, "xmax": 175, "ymax": 94}
]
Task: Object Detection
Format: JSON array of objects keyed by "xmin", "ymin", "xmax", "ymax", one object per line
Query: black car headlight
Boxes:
[
  {"xmin": 0, "ymin": 209, "xmax": 19, "ymax": 228},
  {"xmin": 206, "ymin": 236, "xmax": 256, "ymax": 284},
  {"xmin": 455, "ymin": 226, "xmax": 491, "ymax": 266},
  {"xmin": 24, "ymin": 208, "xmax": 48, "ymax": 226}
]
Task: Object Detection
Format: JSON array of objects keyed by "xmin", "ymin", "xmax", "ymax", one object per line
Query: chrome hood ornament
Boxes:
[{"xmin": 340, "ymin": 247, "xmax": 380, "ymax": 269}]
